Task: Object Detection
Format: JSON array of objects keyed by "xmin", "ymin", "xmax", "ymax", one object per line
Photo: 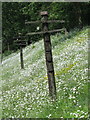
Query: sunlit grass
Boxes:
[{"xmin": 1, "ymin": 27, "xmax": 88, "ymax": 118}]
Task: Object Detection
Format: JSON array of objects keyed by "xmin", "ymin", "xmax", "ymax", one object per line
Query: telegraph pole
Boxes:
[{"xmin": 41, "ymin": 11, "xmax": 56, "ymax": 100}]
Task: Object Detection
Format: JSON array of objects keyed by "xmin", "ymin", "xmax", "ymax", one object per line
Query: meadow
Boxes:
[{"xmin": 1, "ymin": 27, "xmax": 88, "ymax": 118}]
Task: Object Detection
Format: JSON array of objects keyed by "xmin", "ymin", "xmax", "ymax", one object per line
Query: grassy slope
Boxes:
[{"xmin": 1, "ymin": 27, "xmax": 88, "ymax": 118}]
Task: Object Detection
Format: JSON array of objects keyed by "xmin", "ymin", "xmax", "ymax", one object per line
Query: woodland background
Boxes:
[{"xmin": 2, "ymin": 2, "xmax": 90, "ymax": 55}]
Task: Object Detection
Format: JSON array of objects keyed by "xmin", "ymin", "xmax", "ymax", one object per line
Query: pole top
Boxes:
[{"xmin": 40, "ymin": 11, "xmax": 48, "ymax": 16}]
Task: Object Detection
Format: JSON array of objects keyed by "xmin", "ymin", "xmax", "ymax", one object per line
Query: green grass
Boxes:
[{"xmin": 1, "ymin": 27, "xmax": 89, "ymax": 118}]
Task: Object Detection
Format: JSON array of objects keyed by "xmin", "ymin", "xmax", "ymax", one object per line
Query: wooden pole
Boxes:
[
  {"xmin": 20, "ymin": 45, "xmax": 24, "ymax": 69},
  {"xmin": 40, "ymin": 11, "xmax": 56, "ymax": 100}
]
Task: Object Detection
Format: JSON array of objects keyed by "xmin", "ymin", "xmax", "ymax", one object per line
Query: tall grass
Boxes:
[{"xmin": 1, "ymin": 27, "xmax": 88, "ymax": 118}]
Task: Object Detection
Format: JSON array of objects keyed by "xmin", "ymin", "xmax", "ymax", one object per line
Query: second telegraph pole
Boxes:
[{"xmin": 20, "ymin": 44, "xmax": 24, "ymax": 69}]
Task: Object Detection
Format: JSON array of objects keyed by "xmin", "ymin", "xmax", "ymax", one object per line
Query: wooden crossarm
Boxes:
[
  {"xmin": 13, "ymin": 36, "xmax": 26, "ymax": 40},
  {"xmin": 26, "ymin": 28, "xmax": 65, "ymax": 36},
  {"xmin": 15, "ymin": 40, "xmax": 27, "ymax": 42},
  {"xmin": 25, "ymin": 20, "xmax": 65, "ymax": 24}
]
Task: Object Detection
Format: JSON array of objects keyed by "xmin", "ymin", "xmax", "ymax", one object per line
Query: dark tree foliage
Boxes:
[
  {"xmin": 2, "ymin": 3, "xmax": 26, "ymax": 52},
  {"xmin": 2, "ymin": 2, "xmax": 89, "ymax": 54}
]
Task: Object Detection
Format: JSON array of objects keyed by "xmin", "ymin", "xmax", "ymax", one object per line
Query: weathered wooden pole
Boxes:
[
  {"xmin": 17, "ymin": 33, "xmax": 24, "ymax": 69},
  {"xmin": 40, "ymin": 11, "xmax": 56, "ymax": 100},
  {"xmin": 20, "ymin": 44, "xmax": 24, "ymax": 69}
]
